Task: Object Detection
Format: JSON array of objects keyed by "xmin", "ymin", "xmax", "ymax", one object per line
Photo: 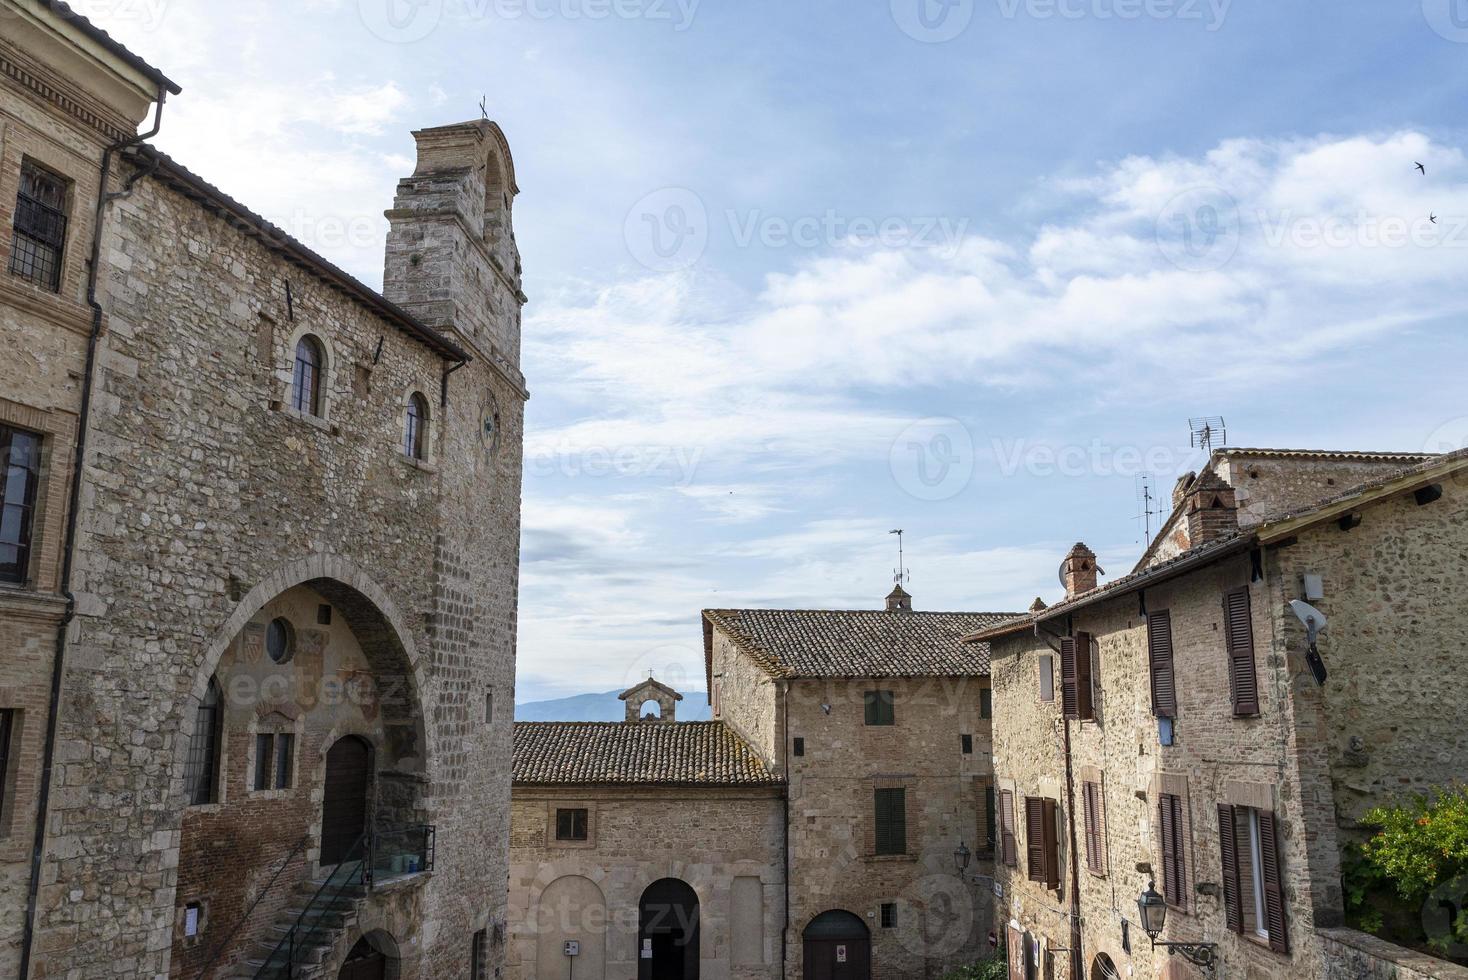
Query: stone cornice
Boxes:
[
  {"xmin": 0, "ymin": 48, "xmax": 132, "ymax": 142},
  {"xmin": 0, "ymin": 585, "xmax": 68, "ymax": 623},
  {"xmin": 0, "ymin": 277, "xmax": 95, "ymax": 337}
]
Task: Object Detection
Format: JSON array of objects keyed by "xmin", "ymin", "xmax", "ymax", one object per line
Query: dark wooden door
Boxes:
[
  {"xmin": 802, "ymin": 937, "xmax": 870, "ymax": 980},
  {"xmin": 321, "ymin": 737, "xmax": 370, "ymax": 865}
]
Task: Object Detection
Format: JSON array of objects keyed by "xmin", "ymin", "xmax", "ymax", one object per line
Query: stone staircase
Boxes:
[{"xmin": 227, "ymin": 863, "xmax": 366, "ymax": 979}]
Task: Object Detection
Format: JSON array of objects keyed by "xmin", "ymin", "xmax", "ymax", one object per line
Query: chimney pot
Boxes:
[
  {"xmin": 885, "ymin": 584, "xmax": 913, "ymax": 613},
  {"xmin": 1061, "ymin": 543, "xmax": 1099, "ymax": 599}
]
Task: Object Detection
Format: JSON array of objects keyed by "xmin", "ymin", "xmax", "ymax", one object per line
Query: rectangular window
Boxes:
[
  {"xmin": 999, "ymin": 789, "xmax": 1018, "ymax": 867},
  {"xmin": 1159, "ymin": 792, "xmax": 1188, "ymax": 908},
  {"xmin": 485, "ymin": 690, "xmax": 494, "ymax": 724},
  {"xmin": 793, "ymin": 737, "xmax": 805, "ymax": 757},
  {"xmin": 273, "ymin": 733, "xmax": 293, "ymax": 789},
  {"xmin": 10, "ymin": 162, "xmax": 68, "ymax": 291},
  {"xmin": 555, "ymin": 807, "xmax": 588, "ymax": 842},
  {"xmin": 1083, "ymin": 780, "xmax": 1107, "ymax": 875},
  {"xmin": 864, "ymin": 690, "xmax": 895, "ymax": 726},
  {"xmin": 0, "ymin": 709, "xmax": 13, "ymax": 826},
  {"xmin": 1024, "ymin": 797, "xmax": 1060, "ymax": 889},
  {"xmin": 880, "ymin": 903, "xmax": 896, "ymax": 928},
  {"xmin": 1146, "ymin": 610, "xmax": 1177, "ymax": 719},
  {"xmin": 961, "ymin": 733, "xmax": 973, "ymax": 754},
  {"xmin": 874, "ymin": 787, "xmax": 907, "ymax": 855},
  {"xmin": 979, "ymin": 686, "xmax": 992, "ymax": 719},
  {"xmin": 0, "ymin": 426, "xmax": 42, "ymax": 584},
  {"xmin": 254, "ymin": 734, "xmax": 274, "ymax": 791},
  {"xmin": 1218, "ymin": 803, "xmax": 1289, "ymax": 953},
  {"xmin": 1224, "ymin": 588, "xmax": 1260, "ymax": 716},
  {"xmin": 1061, "ymin": 633, "xmax": 1094, "ymax": 720},
  {"xmin": 183, "ymin": 901, "xmax": 202, "ymax": 938},
  {"xmin": 1038, "ymin": 655, "xmax": 1054, "ymax": 702},
  {"xmin": 985, "ymin": 785, "xmax": 997, "ymax": 854},
  {"xmin": 471, "ymin": 927, "xmax": 488, "ymax": 980}
]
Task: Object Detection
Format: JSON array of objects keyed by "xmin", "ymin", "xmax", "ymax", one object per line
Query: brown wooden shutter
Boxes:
[
  {"xmin": 1159, "ymin": 793, "xmax": 1185, "ymax": 907},
  {"xmin": 1041, "ymin": 799, "xmax": 1060, "ymax": 889},
  {"xmin": 1146, "ymin": 611, "xmax": 1177, "ymax": 718},
  {"xmin": 1075, "ymin": 631, "xmax": 1094, "ymax": 720},
  {"xmin": 1001, "ymin": 790, "xmax": 1018, "ymax": 867},
  {"xmin": 1059, "ymin": 637, "xmax": 1078, "ymax": 718},
  {"xmin": 1223, "ymin": 587, "xmax": 1260, "ymax": 716},
  {"xmin": 1025, "ymin": 797, "xmax": 1046, "ymax": 882},
  {"xmin": 1259, "ymin": 810, "xmax": 1290, "ymax": 953},
  {"xmin": 1217, "ymin": 803, "xmax": 1243, "ymax": 934},
  {"xmin": 1082, "ymin": 783, "xmax": 1098, "ymax": 872}
]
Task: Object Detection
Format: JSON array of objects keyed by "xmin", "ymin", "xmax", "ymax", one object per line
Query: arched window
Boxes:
[
  {"xmin": 291, "ymin": 335, "xmax": 324, "ymax": 415},
  {"xmin": 185, "ymin": 678, "xmax": 222, "ymax": 805},
  {"xmin": 404, "ymin": 392, "xmax": 429, "ymax": 459}
]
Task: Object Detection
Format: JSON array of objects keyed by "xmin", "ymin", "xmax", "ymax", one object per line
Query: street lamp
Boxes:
[
  {"xmin": 1136, "ymin": 881, "xmax": 1217, "ymax": 972},
  {"xmin": 954, "ymin": 841, "xmax": 971, "ymax": 874}
]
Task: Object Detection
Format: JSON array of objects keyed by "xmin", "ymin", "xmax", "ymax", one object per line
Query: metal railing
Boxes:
[{"xmin": 193, "ymin": 833, "xmax": 310, "ymax": 980}]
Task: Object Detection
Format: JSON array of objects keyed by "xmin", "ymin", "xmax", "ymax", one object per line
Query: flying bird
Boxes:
[
  {"xmin": 1416, "ymin": 162, "xmax": 1426, "ymax": 174},
  {"xmin": 1430, "ymin": 213, "xmax": 1438, "ymax": 224}
]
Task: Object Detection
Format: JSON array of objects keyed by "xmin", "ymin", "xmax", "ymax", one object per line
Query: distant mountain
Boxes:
[{"xmin": 515, "ymin": 689, "xmax": 712, "ymax": 722}]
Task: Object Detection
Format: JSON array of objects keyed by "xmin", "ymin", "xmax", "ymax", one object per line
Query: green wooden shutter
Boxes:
[{"xmin": 875, "ymin": 787, "xmax": 906, "ymax": 855}]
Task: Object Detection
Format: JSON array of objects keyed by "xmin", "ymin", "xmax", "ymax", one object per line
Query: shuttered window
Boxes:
[
  {"xmin": 1219, "ymin": 803, "xmax": 1289, "ymax": 953},
  {"xmin": 874, "ymin": 787, "xmax": 907, "ymax": 855},
  {"xmin": 984, "ymin": 785, "xmax": 997, "ymax": 855},
  {"xmin": 1223, "ymin": 587, "xmax": 1260, "ymax": 716},
  {"xmin": 1024, "ymin": 797, "xmax": 1059, "ymax": 889},
  {"xmin": 1146, "ymin": 610, "xmax": 1177, "ymax": 719},
  {"xmin": 555, "ymin": 807, "xmax": 589, "ymax": 841},
  {"xmin": 999, "ymin": 789, "xmax": 1018, "ymax": 867},
  {"xmin": 1061, "ymin": 633, "xmax": 1094, "ymax": 720},
  {"xmin": 864, "ymin": 690, "xmax": 895, "ymax": 726},
  {"xmin": 1083, "ymin": 781, "xmax": 1106, "ymax": 875},
  {"xmin": 1158, "ymin": 793, "xmax": 1187, "ymax": 908},
  {"xmin": 0, "ymin": 709, "xmax": 13, "ymax": 825}
]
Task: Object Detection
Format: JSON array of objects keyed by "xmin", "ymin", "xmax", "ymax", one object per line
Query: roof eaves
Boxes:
[{"xmin": 39, "ymin": 0, "xmax": 181, "ymax": 94}]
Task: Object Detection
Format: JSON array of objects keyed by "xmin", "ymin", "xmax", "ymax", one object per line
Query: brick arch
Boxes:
[{"xmin": 172, "ymin": 553, "xmax": 431, "ymax": 808}]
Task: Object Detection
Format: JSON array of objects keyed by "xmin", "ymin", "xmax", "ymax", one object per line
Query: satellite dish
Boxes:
[{"xmin": 1289, "ymin": 600, "xmax": 1327, "ymax": 643}]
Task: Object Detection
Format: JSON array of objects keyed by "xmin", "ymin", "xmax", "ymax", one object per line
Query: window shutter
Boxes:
[
  {"xmin": 1060, "ymin": 638, "xmax": 1078, "ymax": 718},
  {"xmin": 1259, "ymin": 810, "xmax": 1290, "ymax": 953},
  {"xmin": 1075, "ymin": 632, "xmax": 1094, "ymax": 720},
  {"xmin": 1025, "ymin": 797, "xmax": 1045, "ymax": 883},
  {"xmin": 1041, "ymin": 799, "xmax": 1060, "ymax": 889},
  {"xmin": 1223, "ymin": 588, "xmax": 1260, "ymax": 716},
  {"xmin": 1001, "ymin": 790, "xmax": 1018, "ymax": 867},
  {"xmin": 1146, "ymin": 611, "xmax": 1177, "ymax": 719},
  {"xmin": 1217, "ymin": 803, "xmax": 1243, "ymax": 934},
  {"xmin": 874, "ymin": 787, "xmax": 907, "ymax": 855},
  {"xmin": 1159, "ymin": 794, "xmax": 1185, "ymax": 907},
  {"xmin": 1082, "ymin": 783, "xmax": 1097, "ymax": 872}
]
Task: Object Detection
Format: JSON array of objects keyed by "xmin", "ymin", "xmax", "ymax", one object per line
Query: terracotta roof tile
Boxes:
[{"xmin": 512, "ymin": 721, "xmax": 782, "ymax": 787}]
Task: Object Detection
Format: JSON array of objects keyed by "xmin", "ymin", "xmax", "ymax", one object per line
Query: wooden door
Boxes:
[
  {"xmin": 321, "ymin": 737, "xmax": 370, "ymax": 865},
  {"xmin": 339, "ymin": 938, "xmax": 386, "ymax": 980},
  {"xmin": 802, "ymin": 936, "xmax": 870, "ymax": 980}
]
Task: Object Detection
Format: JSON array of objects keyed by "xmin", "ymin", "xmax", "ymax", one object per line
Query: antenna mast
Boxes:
[
  {"xmin": 1135, "ymin": 474, "xmax": 1163, "ymax": 545},
  {"xmin": 889, "ymin": 529, "xmax": 909, "ymax": 585},
  {"xmin": 1189, "ymin": 416, "xmax": 1228, "ymax": 455}
]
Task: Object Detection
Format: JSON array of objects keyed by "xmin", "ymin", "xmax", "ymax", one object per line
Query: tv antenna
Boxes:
[
  {"xmin": 1135, "ymin": 474, "xmax": 1163, "ymax": 544},
  {"xmin": 479, "ymin": 95, "xmax": 489, "ymax": 120},
  {"xmin": 1189, "ymin": 416, "xmax": 1228, "ymax": 454},
  {"xmin": 889, "ymin": 529, "xmax": 909, "ymax": 586}
]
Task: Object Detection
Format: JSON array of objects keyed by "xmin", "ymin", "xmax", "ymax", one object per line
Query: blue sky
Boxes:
[{"xmin": 89, "ymin": 0, "xmax": 1468, "ymax": 700}]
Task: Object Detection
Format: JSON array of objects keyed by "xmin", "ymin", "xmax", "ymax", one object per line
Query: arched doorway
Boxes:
[
  {"xmin": 1092, "ymin": 952, "xmax": 1121, "ymax": 979},
  {"xmin": 638, "ymin": 878, "xmax": 699, "ymax": 980},
  {"xmin": 802, "ymin": 910, "xmax": 870, "ymax": 980},
  {"xmin": 339, "ymin": 936, "xmax": 387, "ymax": 980},
  {"xmin": 322, "ymin": 735, "xmax": 372, "ymax": 864}
]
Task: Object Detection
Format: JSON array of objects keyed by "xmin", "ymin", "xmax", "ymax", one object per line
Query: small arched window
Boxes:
[
  {"xmin": 185, "ymin": 677, "xmax": 222, "ymax": 805},
  {"xmin": 404, "ymin": 392, "xmax": 429, "ymax": 459},
  {"xmin": 291, "ymin": 336, "xmax": 324, "ymax": 416}
]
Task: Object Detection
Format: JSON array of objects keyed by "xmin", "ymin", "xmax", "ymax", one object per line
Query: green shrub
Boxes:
[
  {"xmin": 940, "ymin": 949, "xmax": 1007, "ymax": 980},
  {"xmin": 1354, "ymin": 785, "xmax": 1468, "ymax": 957}
]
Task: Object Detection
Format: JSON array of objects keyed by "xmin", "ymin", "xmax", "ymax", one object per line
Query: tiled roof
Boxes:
[
  {"xmin": 513, "ymin": 721, "xmax": 782, "ymax": 787},
  {"xmin": 703, "ymin": 608, "xmax": 1018, "ymax": 680},
  {"xmin": 1215, "ymin": 447, "xmax": 1437, "ymax": 463},
  {"xmin": 38, "ymin": 1, "xmax": 181, "ymax": 94}
]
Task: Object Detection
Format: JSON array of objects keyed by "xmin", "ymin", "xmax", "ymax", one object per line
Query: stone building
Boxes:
[
  {"xmin": 0, "ymin": 3, "xmax": 527, "ymax": 978},
  {"xmin": 971, "ymin": 449, "xmax": 1468, "ymax": 980},
  {"xmin": 507, "ymin": 679, "xmax": 786, "ymax": 980}
]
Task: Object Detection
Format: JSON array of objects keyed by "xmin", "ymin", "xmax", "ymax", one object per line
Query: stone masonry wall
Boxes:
[
  {"xmin": 708, "ymin": 629, "xmax": 781, "ymax": 774},
  {"xmin": 783, "ymin": 674, "xmax": 994, "ymax": 979},
  {"xmin": 506, "ymin": 785, "xmax": 785, "ymax": 980},
  {"xmin": 26, "ymin": 121, "xmax": 525, "ymax": 979}
]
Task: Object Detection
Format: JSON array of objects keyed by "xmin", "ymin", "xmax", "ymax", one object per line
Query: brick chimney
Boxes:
[
  {"xmin": 1029, "ymin": 597, "xmax": 1048, "ymax": 613},
  {"xmin": 1184, "ymin": 470, "xmax": 1239, "ymax": 546},
  {"xmin": 1061, "ymin": 543, "xmax": 1099, "ymax": 599},
  {"xmin": 885, "ymin": 584, "xmax": 913, "ymax": 613}
]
